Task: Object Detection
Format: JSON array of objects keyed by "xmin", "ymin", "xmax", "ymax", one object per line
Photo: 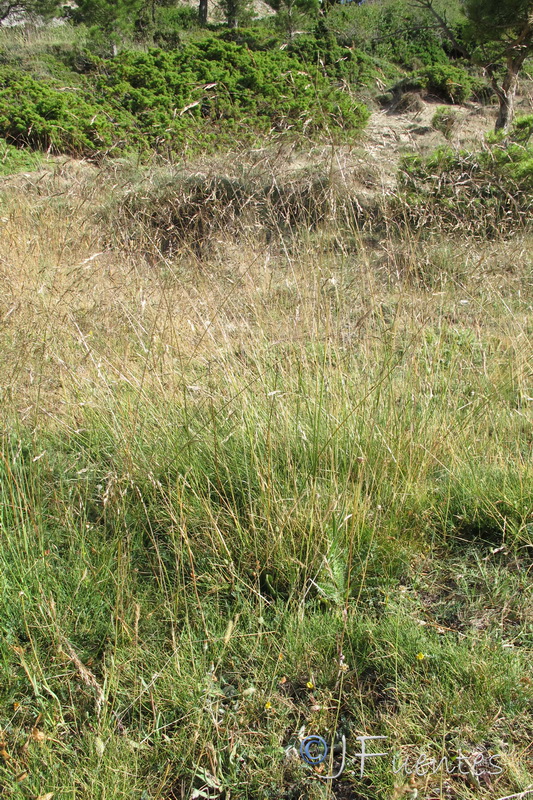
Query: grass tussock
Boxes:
[
  {"xmin": 104, "ymin": 159, "xmax": 351, "ymax": 259},
  {"xmin": 0, "ymin": 149, "xmax": 532, "ymax": 800}
]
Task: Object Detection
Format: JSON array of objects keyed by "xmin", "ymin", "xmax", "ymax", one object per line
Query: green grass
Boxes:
[
  {"xmin": 0, "ymin": 137, "xmax": 43, "ymax": 175},
  {"xmin": 0, "ymin": 153, "xmax": 532, "ymax": 799}
]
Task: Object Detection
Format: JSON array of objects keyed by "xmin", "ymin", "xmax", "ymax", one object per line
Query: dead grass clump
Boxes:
[
  {"xmin": 111, "ymin": 173, "xmax": 259, "ymax": 258},
  {"xmin": 392, "ymin": 91, "xmax": 425, "ymax": 115},
  {"xmin": 106, "ymin": 165, "xmax": 357, "ymax": 258},
  {"xmin": 263, "ymin": 173, "xmax": 339, "ymax": 235}
]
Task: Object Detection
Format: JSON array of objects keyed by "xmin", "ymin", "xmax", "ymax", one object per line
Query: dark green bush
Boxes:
[
  {"xmin": 416, "ymin": 64, "xmax": 478, "ymax": 104},
  {"xmin": 326, "ymin": 0, "xmax": 452, "ymax": 70},
  {"xmin": 111, "ymin": 173, "xmax": 257, "ymax": 257},
  {"xmin": 0, "ymin": 38, "xmax": 369, "ymax": 158},
  {"xmin": 0, "ymin": 67, "xmax": 136, "ymax": 154},
  {"xmin": 96, "ymin": 39, "xmax": 370, "ymax": 144},
  {"xmin": 107, "ymin": 165, "xmax": 349, "ymax": 257},
  {"xmin": 288, "ymin": 22, "xmax": 377, "ymax": 85},
  {"xmin": 46, "ymin": 44, "xmax": 104, "ymax": 76},
  {"xmin": 392, "ymin": 90, "xmax": 424, "ymax": 113},
  {"xmin": 84, "ymin": 24, "xmax": 124, "ymax": 58}
]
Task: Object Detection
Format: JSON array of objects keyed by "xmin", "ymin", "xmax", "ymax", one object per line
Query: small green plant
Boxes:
[
  {"xmin": 506, "ymin": 114, "xmax": 533, "ymax": 145},
  {"xmin": 269, "ymin": 0, "xmax": 318, "ymax": 39},
  {"xmin": 431, "ymin": 105, "xmax": 458, "ymax": 139},
  {"xmin": 218, "ymin": 27, "xmax": 282, "ymax": 51},
  {"xmin": 218, "ymin": 0, "xmax": 255, "ymax": 29}
]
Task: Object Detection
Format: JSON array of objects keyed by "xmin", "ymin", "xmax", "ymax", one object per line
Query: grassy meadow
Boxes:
[
  {"xmin": 0, "ymin": 147, "xmax": 532, "ymax": 800},
  {"xmin": 0, "ymin": 4, "xmax": 533, "ymax": 798}
]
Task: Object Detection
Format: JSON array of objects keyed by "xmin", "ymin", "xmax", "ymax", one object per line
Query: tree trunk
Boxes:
[
  {"xmin": 198, "ymin": 0, "xmax": 207, "ymax": 25},
  {"xmin": 320, "ymin": 0, "xmax": 336, "ymax": 15},
  {"xmin": 493, "ymin": 80, "xmax": 516, "ymax": 132},
  {"xmin": 227, "ymin": 1, "xmax": 238, "ymax": 29},
  {"xmin": 0, "ymin": 3, "xmax": 21, "ymax": 24},
  {"xmin": 287, "ymin": 0, "xmax": 295, "ymax": 39},
  {"xmin": 490, "ymin": 53, "xmax": 525, "ymax": 132}
]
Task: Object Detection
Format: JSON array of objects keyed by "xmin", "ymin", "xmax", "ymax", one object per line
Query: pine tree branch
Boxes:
[
  {"xmin": 0, "ymin": 2, "xmax": 23, "ymax": 22},
  {"xmin": 409, "ymin": 0, "xmax": 472, "ymax": 59}
]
